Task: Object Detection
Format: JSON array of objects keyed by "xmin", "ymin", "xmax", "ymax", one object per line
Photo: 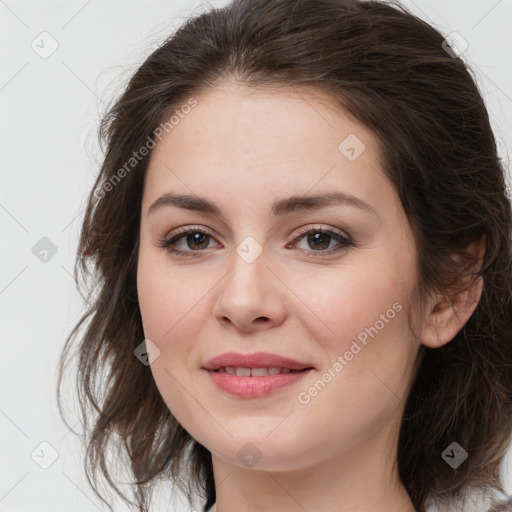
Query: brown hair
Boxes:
[{"xmin": 56, "ymin": 1, "xmax": 512, "ymax": 511}]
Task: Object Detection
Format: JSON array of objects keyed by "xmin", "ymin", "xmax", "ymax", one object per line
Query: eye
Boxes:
[
  {"xmin": 288, "ymin": 225, "xmax": 354, "ymax": 256},
  {"xmin": 158, "ymin": 226, "xmax": 219, "ymax": 258},
  {"xmin": 158, "ymin": 224, "xmax": 354, "ymax": 258}
]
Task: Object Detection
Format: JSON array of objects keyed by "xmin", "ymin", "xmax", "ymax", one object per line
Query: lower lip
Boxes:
[{"xmin": 204, "ymin": 369, "xmax": 313, "ymax": 398}]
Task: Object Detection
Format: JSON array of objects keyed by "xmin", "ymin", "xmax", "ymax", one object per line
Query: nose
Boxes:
[{"xmin": 212, "ymin": 245, "xmax": 287, "ymax": 333}]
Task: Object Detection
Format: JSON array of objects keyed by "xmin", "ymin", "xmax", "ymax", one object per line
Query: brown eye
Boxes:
[
  {"xmin": 183, "ymin": 232, "xmax": 211, "ymax": 250},
  {"xmin": 305, "ymin": 231, "xmax": 332, "ymax": 250},
  {"xmin": 158, "ymin": 227, "xmax": 219, "ymax": 257},
  {"xmin": 290, "ymin": 226, "xmax": 354, "ymax": 256}
]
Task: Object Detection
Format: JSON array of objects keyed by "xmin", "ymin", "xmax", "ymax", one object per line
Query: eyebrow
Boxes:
[{"xmin": 147, "ymin": 191, "xmax": 377, "ymax": 218}]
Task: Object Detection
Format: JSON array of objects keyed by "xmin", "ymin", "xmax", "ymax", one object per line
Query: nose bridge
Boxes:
[
  {"xmin": 224, "ymin": 236, "xmax": 270, "ymax": 305},
  {"xmin": 213, "ymin": 235, "xmax": 286, "ymax": 331}
]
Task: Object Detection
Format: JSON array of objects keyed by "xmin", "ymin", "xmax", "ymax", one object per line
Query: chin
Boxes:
[{"xmin": 206, "ymin": 432, "xmax": 313, "ymax": 472}]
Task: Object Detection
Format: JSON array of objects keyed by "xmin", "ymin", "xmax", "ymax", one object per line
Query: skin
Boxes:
[{"xmin": 136, "ymin": 80, "xmax": 483, "ymax": 512}]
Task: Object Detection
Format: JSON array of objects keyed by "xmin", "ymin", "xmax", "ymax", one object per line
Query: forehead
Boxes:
[
  {"xmin": 152, "ymin": 82, "xmax": 379, "ymax": 162},
  {"xmin": 142, "ymin": 81, "xmax": 394, "ymax": 217}
]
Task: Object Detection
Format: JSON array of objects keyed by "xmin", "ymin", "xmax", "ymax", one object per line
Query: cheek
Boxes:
[
  {"xmin": 296, "ymin": 260, "xmax": 410, "ymax": 350},
  {"xmin": 288, "ymin": 286, "xmax": 413, "ymax": 458},
  {"xmin": 137, "ymin": 256, "xmax": 194, "ymax": 390},
  {"xmin": 136, "ymin": 250, "xmax": 211, "ymax": 424},
  {"xmin": 137, "ymin": 246, "xmax": 208, "ymax": 341},
  {"xmin": 292, "ymin": 259, "xmax": 416, "ymax": 410}
]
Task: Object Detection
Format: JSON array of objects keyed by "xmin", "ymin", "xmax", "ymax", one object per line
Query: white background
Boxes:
[{"xmin": 1, "ymin": 0, "xmax": 511, "ymax": 511}]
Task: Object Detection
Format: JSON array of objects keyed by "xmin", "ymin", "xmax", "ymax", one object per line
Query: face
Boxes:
[{"xmin": 137, "ymin": 82, "xmax": 421, "ymax": 472}]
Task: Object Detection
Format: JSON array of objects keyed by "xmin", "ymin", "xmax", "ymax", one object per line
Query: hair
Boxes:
[{"xmin": 56, "ymin": 0, "xmax": 512, "ymax": 511}]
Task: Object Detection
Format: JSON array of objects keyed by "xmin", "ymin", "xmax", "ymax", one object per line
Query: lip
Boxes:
[
  {"xmin": 202, "ymin": 351, "xmax": 315, "ymax": 371},
  {"xmin": 204, "ymin": 368, "xmax": 314, "ymax": 397},
  {"xmin": 201, "ymin": 351, "xmax": 315, "ymax": 398}
]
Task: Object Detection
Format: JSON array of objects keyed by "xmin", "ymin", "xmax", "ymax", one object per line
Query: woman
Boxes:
[{"xmin": 56, "ymin": 0, "xmax": 512, "ymax": 511}]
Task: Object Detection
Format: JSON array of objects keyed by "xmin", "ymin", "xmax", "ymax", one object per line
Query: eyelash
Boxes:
[{"xmin": 158, "ymin": 225, "xmax": 355, "ymax": 258}]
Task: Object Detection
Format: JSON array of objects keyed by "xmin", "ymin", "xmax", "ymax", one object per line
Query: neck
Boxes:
[{"xmin": 209, "ymin": 417, "xmax": 417, "ymax": 512}]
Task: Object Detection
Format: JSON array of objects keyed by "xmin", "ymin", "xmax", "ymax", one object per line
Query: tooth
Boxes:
[
  {"xmin": 250, "ymin": 367, "xmax": 269, "ymax": 377},
  {"xmin": 224, "ymin": 366, "xmax": 297, "ymax": 376}
]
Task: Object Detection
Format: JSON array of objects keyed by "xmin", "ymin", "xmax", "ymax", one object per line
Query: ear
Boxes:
[{"xmin": 420, "ymin": 238, "xmax": 485, "ymax": 349}]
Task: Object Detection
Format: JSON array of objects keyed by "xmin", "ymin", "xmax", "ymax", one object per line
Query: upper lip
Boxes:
[{"xmin": 202, "ymin": 352, "xmax": 315, "ymax": 371}]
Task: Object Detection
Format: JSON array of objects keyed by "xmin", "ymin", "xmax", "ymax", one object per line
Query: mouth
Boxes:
[
  {"xmin": 201, "ymin": 352, "xmax": 315, "ymax": 396},
  {"xmin": 203, "ymin": 365, "xmax": 315, "ymax": 398},
  {"xmin": 209, "ymin": 366, "xmax": 313, "ymax": 376},
  {"xmin": 202, "ymin": 351, "xmax": 315, "ymax": 373}
]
